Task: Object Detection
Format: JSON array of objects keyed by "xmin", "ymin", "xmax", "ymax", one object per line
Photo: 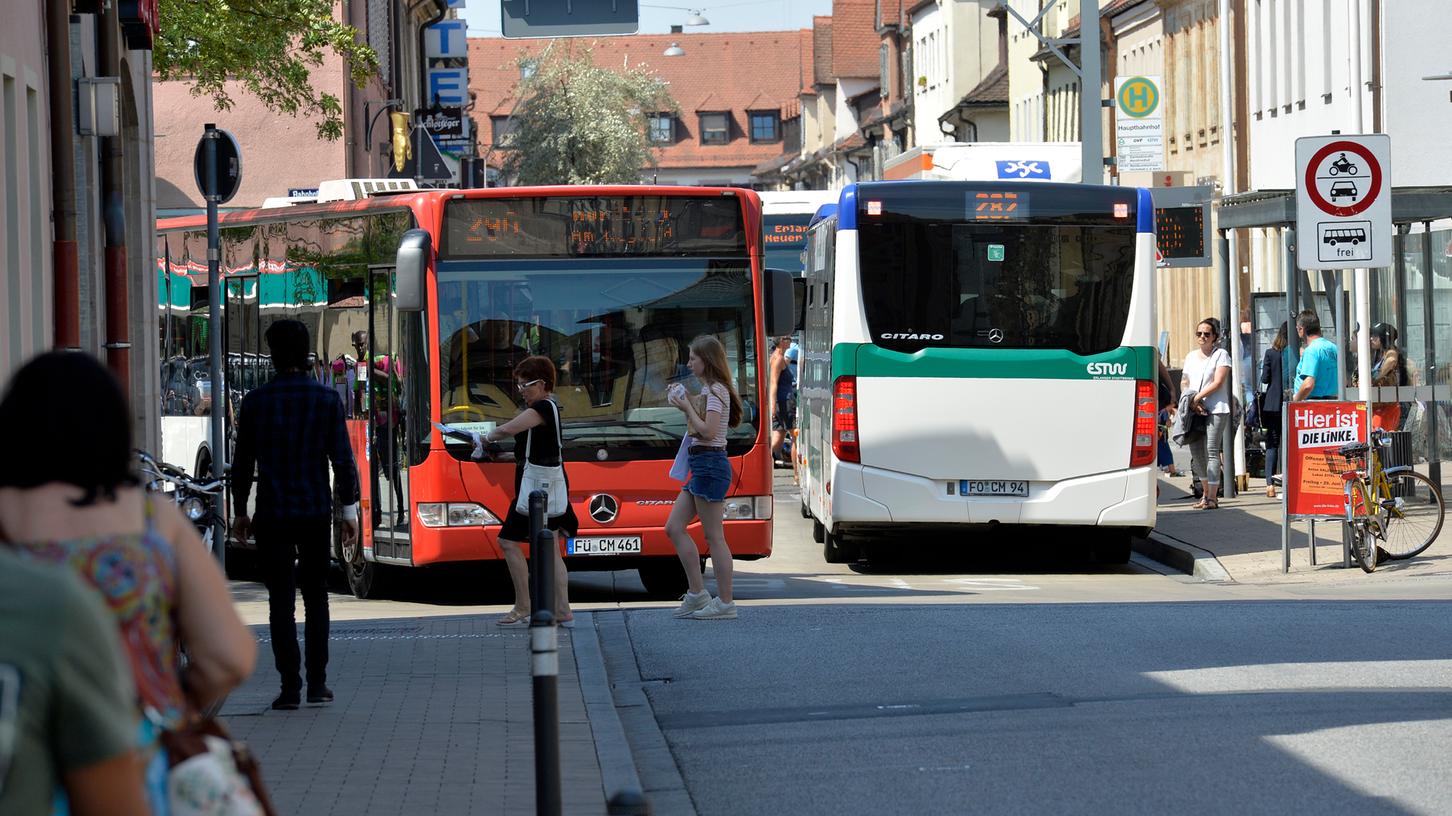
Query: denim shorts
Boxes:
[{"xmin": 685, "ymin": 450, "xmax": 732, "ymax": 503}]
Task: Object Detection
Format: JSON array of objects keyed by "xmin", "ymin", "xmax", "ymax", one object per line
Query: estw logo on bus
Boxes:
[
  {"xmin": 996, "ymin": 160, "xmax": 1050, "ymax": 180},
  {"xmin": 1086, "ymin": 362, "xmax": 1130, "ymax": 378}
]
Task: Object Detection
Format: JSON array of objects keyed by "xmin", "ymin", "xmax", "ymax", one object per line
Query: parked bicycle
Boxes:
[{"xmin": 1337, "ymin": 429, "xmax": 1446, "ymax": 573}]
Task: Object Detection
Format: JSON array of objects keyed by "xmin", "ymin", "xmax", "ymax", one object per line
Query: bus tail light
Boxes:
[
  {"xmin": 722, "ymin": 496, "xmax": 773, "ymax": 520},
  {"xmin": 832, "ymin": 376, "xmax": 861, "ymax": 463},
  {"xmin": 1130, "ymin": 380, "xmax": 1157, "ymax": 468}
]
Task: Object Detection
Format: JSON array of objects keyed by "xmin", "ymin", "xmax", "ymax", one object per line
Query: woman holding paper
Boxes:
[
  {"xmin": 664, "ymin": 336, "xmax": 745, "ymax": 621},
  {"xmin": 471, "ymin": 356, "xmax": 576, "ymax": 627}
]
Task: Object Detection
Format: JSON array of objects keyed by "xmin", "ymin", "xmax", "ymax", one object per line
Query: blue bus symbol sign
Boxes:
[{"xmin": 996, "ymin": 160, "xmax": 1050, "ymax": 180}]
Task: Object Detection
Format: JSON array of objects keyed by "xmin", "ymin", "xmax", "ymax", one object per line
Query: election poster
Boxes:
[{"xmin": 1286, "ymin": 401, "xmax": 1366, "ymax": 518}]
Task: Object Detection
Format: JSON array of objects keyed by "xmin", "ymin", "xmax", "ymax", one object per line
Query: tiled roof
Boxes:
[
  {"xmin": 469, "ymin": 32, "xmax": 809, "ymax": 171},
  {"xmin": 830, "ymin": 0, "xmax": 879, "ymax": 80},
  {"xmin": 958, "ymin": 63, "xmax": 1009, "ymax": 107},
  {"xmin": 812, "ymin": 17, "xmax": 834, "ymax": 86}
]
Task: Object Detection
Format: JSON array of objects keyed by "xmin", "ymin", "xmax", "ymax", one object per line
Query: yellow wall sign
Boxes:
[{"xmin": 1116, "ymin": 77, "xmax": 1160, "ymax": 118}]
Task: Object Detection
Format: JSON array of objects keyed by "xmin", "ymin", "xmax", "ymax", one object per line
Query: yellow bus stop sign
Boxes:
[{"xmin": 1117, "ymin": 77, "xmax": 1160, "ymax": 118}]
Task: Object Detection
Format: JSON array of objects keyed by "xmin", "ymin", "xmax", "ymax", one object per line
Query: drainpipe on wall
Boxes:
[
  {"xmin": 99, "ymin": 0, "xmax": 130, "ymax": 392},
  {"xmin": 417, "ymin": 0, "xmax": 448, "ymax": 107},
  {"xmin": 48, "ymin": 0, "xmax": 78, "ymax": 351}
]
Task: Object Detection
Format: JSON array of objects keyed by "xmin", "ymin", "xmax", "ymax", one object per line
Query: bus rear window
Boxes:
[{"xmin": 856, "ymin": 220, "xmax": 1136, "ymax": 356}]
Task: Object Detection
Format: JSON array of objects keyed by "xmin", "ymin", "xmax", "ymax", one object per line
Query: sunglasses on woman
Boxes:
[
  {"xmin": 515, "ymin": 378, "xmax": 543, "ymax": 391},
  {"xmin": 1195, "ymin": 331, "xmax": 1215, "ymax": 338}
]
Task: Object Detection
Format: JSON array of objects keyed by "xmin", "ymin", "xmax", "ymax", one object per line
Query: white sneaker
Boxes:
[
  {"xmin": 672, "ymin": 590, "xmax": 711, "ymax": 618},
  {"xmin": 687, "ymin": 597, "xmax": 737, "ymax": 620}
]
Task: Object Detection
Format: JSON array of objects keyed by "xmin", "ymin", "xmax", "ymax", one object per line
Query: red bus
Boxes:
[{"xmin": 155, "ymin": 185, "xmax": 794, "ymax": 598}]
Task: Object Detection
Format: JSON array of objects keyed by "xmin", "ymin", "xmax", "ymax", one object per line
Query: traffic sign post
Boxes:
[
  {"xmin": 1114, "ymin": 75, "xmax": 1164, "ymax": 173},
  {"xmin": 194, "ymin": 124, "xmax": 242, "ymax": 570},
  {"xmin": 1294, "ymin": 134, "xmax": 1391, "ymax": 270}
]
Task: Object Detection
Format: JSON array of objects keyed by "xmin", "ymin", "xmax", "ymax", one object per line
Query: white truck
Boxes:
[{"xmin": 882, "ymin": 141, "xmax": 1083, "ymax": 183}]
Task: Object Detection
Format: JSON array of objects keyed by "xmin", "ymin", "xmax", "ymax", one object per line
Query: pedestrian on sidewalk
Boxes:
[
  {"xmin": 1260, "ymin": 323, "xmax": 1288, "ymax": 497},
  {"xmin": 0, "ymin": 351, "xmax": 256, "ymax": 809},
  {"xmin": 666, "ymin": 335, "xmax": 744, "ymax": 621},
  {"xmin": 0, "ymin": 547, "xmax": 150, "ymax": 816},
  {"xmin": 470, "ymin": 355, "xmax": 576, "ymax": 628},
  {"xmin": 1182, "ymin": 319, "xmax": 1232, "ymax": 509},
  {"xmin": 1157, "ymin": 356, "xmax": 1180, "ymax": 477},
  {"xmin": 233, "ymin": 319, "xmax": 359, "ymax": 711},
  {"xmin": 1292, "ymin": 310, "xmax": 1339, "ymax": 400}
]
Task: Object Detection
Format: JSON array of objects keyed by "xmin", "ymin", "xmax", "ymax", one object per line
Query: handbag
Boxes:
[
  {"xmin": 515, "ymin": 399, "xmax": 569, "ymax": 515},
  {"xmin": 161, "ymin": 714, "xmax": 277, "ymax": 816}
]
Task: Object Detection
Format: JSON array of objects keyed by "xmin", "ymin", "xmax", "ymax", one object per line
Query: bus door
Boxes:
[{"xmin": 367, "ymin": 264, "xmax": 411, "ymax": 560}]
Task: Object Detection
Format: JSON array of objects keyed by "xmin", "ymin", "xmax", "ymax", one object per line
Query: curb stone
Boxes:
[{"xmin": 1135, "ymin": 531, "xmax": 1235, "ymax": 582}]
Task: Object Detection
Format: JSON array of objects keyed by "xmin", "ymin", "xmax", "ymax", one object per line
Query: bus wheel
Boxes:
[
  {"xmin": 812, "ymin": 518, "xmax": 825, "ymax": 543},
  {"xmin": 1091, "ymin": 530, "xmax": 1133, "ymax": 565},
  {"xmin": 638, "ymin": 560, "xmax": 690, "ymax": 599},
  {"xmin": 822, "ymin": 530, "xmax": 859, "ymax": 564},
  {"xmin": 342, "ymin": 529, "xmax": 386, "ymax": 599}
]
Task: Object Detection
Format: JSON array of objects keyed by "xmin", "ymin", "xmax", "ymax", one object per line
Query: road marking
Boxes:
[{"xmin": 942, "ymin": 578, "xmax": 1040, "ymax": 591}]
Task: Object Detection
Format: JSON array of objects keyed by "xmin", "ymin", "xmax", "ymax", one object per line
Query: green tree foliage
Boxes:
[
  {"xmin": 501, "ymin": 44, "xmax": 678, "ymax": 185},
  {"xmin": 154, "ymin": 0, "xmax": 379, "ymax": 141}
]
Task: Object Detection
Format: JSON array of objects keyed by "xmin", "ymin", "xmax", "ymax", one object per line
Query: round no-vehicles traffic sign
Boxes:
[
  {"xmin": 1295, "ymin": 134, "xmax": 1391, "ymax": 270},
  {"xmin": 1303, "ymin": 139, "xmax": 1382, "ymax": 217}
]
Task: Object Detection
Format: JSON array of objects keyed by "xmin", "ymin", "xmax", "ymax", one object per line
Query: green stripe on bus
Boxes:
[{"xmin": 830, "ymin": 343, "xmax": 1155, "ymax": 381}]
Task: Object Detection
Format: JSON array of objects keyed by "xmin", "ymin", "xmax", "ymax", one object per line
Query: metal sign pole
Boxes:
[
  {"xmin": 203, "ymin": 126, "xmax": 227, "ymax": 569},
  {"xmin": 1281, "ymin": 405, "xmax": 1290, "ymax": 573}
]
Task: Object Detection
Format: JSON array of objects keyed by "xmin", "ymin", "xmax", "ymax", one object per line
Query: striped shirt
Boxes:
[{"xmin": 695, "ymin": 382, "xmax": 730, "ymax": 447}]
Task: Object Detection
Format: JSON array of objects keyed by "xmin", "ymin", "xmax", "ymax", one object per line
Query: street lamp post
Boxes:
[{"xmin": 967, "ymin": 0, "xmax": 1102, "ymax": 184}]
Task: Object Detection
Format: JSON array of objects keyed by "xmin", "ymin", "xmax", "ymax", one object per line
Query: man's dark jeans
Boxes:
[{"xmin": 256, "ymin": 514, "xmax": 332, "ymax": 693}]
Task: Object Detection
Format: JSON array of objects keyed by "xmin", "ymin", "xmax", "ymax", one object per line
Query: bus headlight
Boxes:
[
  {"xmin": 417, "ymin": 503, "xmax": 501, "ymax": 528},
  {"xmin": 721, "ymin": 496, "xmax": 773, "ymax": 521}
]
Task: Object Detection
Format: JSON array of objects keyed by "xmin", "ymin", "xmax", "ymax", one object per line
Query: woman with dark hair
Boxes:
[
  {"xmin": 0, "ymin": 351, "xmax": 256, "ymax": 813},
  {"xmin": 1371, "ymin": 322, "xmax": 1410, "ymax": 430},
  {"xmin": 1181, "ymin": 318, "xmax": 1232, "ymax": 509},
  {"xmin": 665, "ymin": 335, "xmax": 746, "ymax": 621},
  {"xmin": 1261, "ymin": 323, "xmax": 1288, "ymax": 497},
  {"xmin": 471, "ymin": 355, "xmax": 576, "ymax": 627}
]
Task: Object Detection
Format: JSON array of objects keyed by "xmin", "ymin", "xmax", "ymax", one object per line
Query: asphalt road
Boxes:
[{"xmin": 593, "ymin": 474, "xmax": 1452, "ymax": 816}]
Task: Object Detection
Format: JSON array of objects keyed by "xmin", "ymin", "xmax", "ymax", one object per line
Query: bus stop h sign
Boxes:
[{"xmin": 1295, "ymin": 134, "xmax": 1391, "ymax": 270}]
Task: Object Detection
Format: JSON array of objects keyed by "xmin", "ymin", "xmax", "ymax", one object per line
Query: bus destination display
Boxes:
[{"xmin": 442, "ymin": 196, "xmax": 746, "ymax": 258}]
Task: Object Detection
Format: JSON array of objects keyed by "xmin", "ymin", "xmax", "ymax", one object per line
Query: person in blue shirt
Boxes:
[{"xmin": 1293, "ymin": 310, "xmax": 1339, "ymax": 400}]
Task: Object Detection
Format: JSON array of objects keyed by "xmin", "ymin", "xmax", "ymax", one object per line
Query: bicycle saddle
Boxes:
[{"xmin": 1338, "ymin": 442, "xmax": 1369, "ymax": 458}]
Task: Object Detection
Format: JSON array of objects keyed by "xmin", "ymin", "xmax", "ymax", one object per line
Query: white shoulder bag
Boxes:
[{"xmin": 515, "ymin": 399, "xmax": 569, "ymax": 515}]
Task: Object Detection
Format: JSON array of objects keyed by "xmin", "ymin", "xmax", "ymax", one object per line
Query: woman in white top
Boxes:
[
  {"xmin": 1181, "ymin": 318, "xmax": 1233, "ymax": 509},
  {"xmin": 665, "ymin": 335, "xmax": 745, "ymax": 620}
]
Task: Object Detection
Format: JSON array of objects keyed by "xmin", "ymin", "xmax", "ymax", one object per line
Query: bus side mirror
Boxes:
[
  {"xmin": 766, "ymin": 268, "xmax": 795, "ymax": 338},
  {"xmin": 792, "ymin": 277, "xmax": 807, "ymax": 332},
  {"xmin": 395, "ymin": 229, "xmax": 431, "ymax": 312}
]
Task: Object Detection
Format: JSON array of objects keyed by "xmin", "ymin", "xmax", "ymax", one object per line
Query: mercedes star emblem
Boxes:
[
  {"xmin": 988, "ymin": 328, "xmax": 1005, "ymax": 344},
  {"xmin": 588, "ymin": 494, "xmax": 619, "ymax": 524}
]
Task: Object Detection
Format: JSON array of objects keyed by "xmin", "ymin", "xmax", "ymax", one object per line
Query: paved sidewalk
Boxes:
[
  {"xmin": 1148, "ymin": 472, "xmax": 1452, "ymax": 583},
  {"xmin": 221, "ymin": 612, "xmax": 607, "ymax": 816}
]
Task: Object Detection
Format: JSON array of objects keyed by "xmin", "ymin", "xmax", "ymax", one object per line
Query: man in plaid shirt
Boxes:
[{"xmin": 233, "ymin": 319, "xmax": 359, "ymax": 711}]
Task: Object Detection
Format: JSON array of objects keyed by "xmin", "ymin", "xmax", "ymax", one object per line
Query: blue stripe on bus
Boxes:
[
  {"xmin": 1137, "ymin": 188, "xmax": 1154, "ymax": 234},
  {"xmin": 838, "ymin": 186, "xmax": 859, "ymax": 231}
]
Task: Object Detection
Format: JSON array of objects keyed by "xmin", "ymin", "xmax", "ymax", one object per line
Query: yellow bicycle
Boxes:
[{"xmin": 1337, "ymin": 428, "xmax": 1445, "ymax": 573}]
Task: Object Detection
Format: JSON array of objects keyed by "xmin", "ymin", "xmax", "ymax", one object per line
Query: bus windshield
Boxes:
[
  {"xmin": 855, "ymin": 183, "xmax": 1138, "ymax": 356},
  {"xmin": 436, "ymin": 257, "xmax": 759, "ymax": 461}
]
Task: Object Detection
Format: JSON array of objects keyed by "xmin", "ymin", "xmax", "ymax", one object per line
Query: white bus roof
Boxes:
[
  {"xmin": 882, "ymin": 142, "xmax": 1083, "ymax": 183},
  {"xmin": 758, "ymin": 189, "xmax": 839, "ymax": 215}
]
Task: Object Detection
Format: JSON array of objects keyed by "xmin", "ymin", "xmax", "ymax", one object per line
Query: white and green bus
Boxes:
[{"xmin": 796, "ymin": 181, "xmax": 1159, "ymax": 563}]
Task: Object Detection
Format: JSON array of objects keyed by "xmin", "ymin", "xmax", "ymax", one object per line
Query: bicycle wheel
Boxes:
[
  {"xmin": 1378, "ymin": 470, "xmax": 1445, "ymax": 560},
  {"xmin": 1348, "ymin": 483, "xmax": 1378, "ymax": 573}
]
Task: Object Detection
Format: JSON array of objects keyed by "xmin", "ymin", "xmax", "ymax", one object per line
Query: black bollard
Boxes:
[{"xmin": 528, "ymin": 489, "xmax": 561, "ymax": 816}]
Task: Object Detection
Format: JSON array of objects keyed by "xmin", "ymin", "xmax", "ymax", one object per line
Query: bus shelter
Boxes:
[{"xmin": 1215, "ymin": 186, "xmax": 1452, "ymax": 565}]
